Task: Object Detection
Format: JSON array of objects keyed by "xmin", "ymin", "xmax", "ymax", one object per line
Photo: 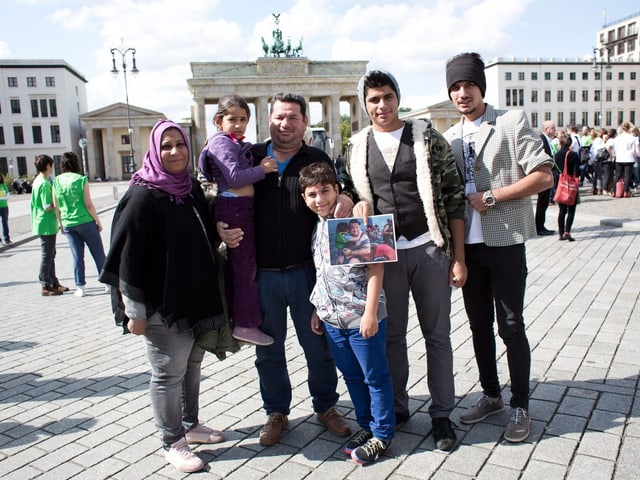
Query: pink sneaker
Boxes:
[
  {"xmin": 185, "ymin": 424, "xmax": 225, "ymax": 444},
  {"xmin": 165, "ymin": 437, "xmax": 205, "ymax": 472},
  {"xmin": 232, "ymin": 326, "xmax": 274, "ymax": 346}
]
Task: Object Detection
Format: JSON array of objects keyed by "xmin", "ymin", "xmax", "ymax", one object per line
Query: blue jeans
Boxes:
[
  {"xmin": 0, "ymin": 206, "xmax": 9, "ymax": 243},
  {"xmin": 63, "ymin": 221, "xmax": 106, "ymax": 286},
  {"xmin": 323, "ymin": 319, "xmax": 395, "ymax": 441},
  {"xmin": 144, "ymin": 314, "xmax": 205, "ymax": 447},
  {"xmin": 39, "ymin": 234, "xmax": 59, "ymax": 288},
  {"xmin": 462, "ymin": 243, "xmax": 530, "ymax": 409},
  {"xmin": 256, "ymin": 267, "xmax": 339, "ymax": 415}
]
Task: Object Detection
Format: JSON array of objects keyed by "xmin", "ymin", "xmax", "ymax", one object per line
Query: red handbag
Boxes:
[{"xmin": 553, "ymin": 151, "xmax": 579, "ymax": 206}]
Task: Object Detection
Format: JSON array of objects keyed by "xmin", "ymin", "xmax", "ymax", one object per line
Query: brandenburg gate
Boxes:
[{"xmin": 187, "ymin": 16, "xmax": 367, "ymax": 157}]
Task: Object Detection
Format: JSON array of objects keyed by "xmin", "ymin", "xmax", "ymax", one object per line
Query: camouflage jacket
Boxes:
[{"xmin": 346, "ymin": 118, "xmax": 464, "ymax": 256}]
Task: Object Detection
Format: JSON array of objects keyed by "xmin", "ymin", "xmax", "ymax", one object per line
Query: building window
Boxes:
[
  {"xmin": 31, "ymin": 99, "xmax": 39, "ymax": 117},
  {"xmin": 582, "ymin": 72, "xmax": 589, "ymax": 80},
  {"xmin": 518, "ymin": 89, "xmax": 524, "ymax": 106},
  {"xmin": 606, "ymin": 111, "xmax": 611, "ymax": 126},
  {"xmin": 557, "ymin": 90, "xmax": 564, "ymax": 102},
  {"xmin": 45, "ymin": 76, "xmax": 55, "ymax": 87},
  {"xmin": 557, "ymin": 112, "xmax": 564, "ymax": 127},
  {"xmin": 531, "ymin": 90, "xmax": 538, "ymax": 103},
  {"xmin": 594, "ymin": 111, "xmax": 600, "ymax": 127},
  {"xmin": 505, "ymin": 72, "xmax": 512, "ymax": 81},
  {"xmin": 0, "ymin": 157, "xmax": 6, "ymax": 173},
  {"xmin": 617, "ymin": 43, "xmax": 625, "ymax": 55},
  {"xmin": 40, "ymin": 99, "xmax": 48, "ymax": 117},
  {"xmin": 49, "ymin": 99, "xmax": 57, "ymax": 117},
  {"xmin": 544, "ymin": 72, "xmax": 551, "ymax": 80},
  {"xmin": 557, "ymin": 72, "xmax": 563, "ymax": 80},
  {"xmin": 10, "ymin": 99, "xmax": 21, "ymax": 114},
  {"xmin": 32, "ymin": 125, "xmax": 43, "ymax": 144},
  {"xmin": 582, "ymin": 90, "xmax": 589, "ymax": 102},
  {"xmin": 629, "ymin": 39, "xmax": 636, "ymax": 52},
  {"xmin": 570, "ymin": 112, "xmax": 576, "ymax": 125},
  {"xmin": 618, "ymin": 111, "xmax": 624, "ymax": 125},
  {"xmin": 544, "ymin": 90, "xmax": 551, "ymax": 102},
  {"xmin": 631, "ymin": 111, "xmax": 636, "ymax": 124},
  {"xmin": 122, "ymin": 155, "xmax": 136, "ymax": 174},
  {"xmin": 606, "ymin": 90, "xmax": 612, "ymax": 102},
  {"xmin": 632, "ymin": 72, "xmax": 637, "ymax": 80},
  {"xmin": 50, "ymin": 125, "xmax": 61, "ymax": 143},
  {"xmin": 569, "ymin": 72, "xmax": 576, "ymax": 80},
  {"xmin": 569, "ymin": 90, "xmax": 576, "ymax": 102},
  {"xmin": 544, "ymin": 112, "xmax": 551, "ymax": 121},
  {"xmin": 7, "ymin": 77, "xmax": 18, "ymax": 87},
  {"xmin": 121, "ymin": 134, "xmax": 131, "ymax": 145},
  {"xmin": 631, "ymin": 90, "xmax": 636, "ymax": 101},
  {"xmin": 595, "ymin": 90, "xmax": 601, "ymax": 101},
  {"xmin": 582, "ymin": 112, "xmax": 589, "ymax": 127},
  {"xmin": 27, "ymin": 77, "xmax": 37, "ymax": 87},
  {"xmin": 518, "ymin": 72, "xmax": 525, "ymax": 81},
  {"xmin": 618, "ymin": 90, "xmax": 624, "ymax": 101},
  {"xmin": 606, "ymin": 71, "xmax": 612, "ymax": 81},
  {"xmin": 531, "ymin": 72, "xmax": 538, "ymax": 81},
  {"xmin": 531, "ymin": 112, "xmax": 538, "ymax": 128},
  {"xmin": 14, "ymin": 126, "xmax": 24, "ymax": 144},
  {"xmin": 0, "ymin": 127, "xmax": 4, "ymax": 145},
  {"xmin": 618, "ymin": 72, "xmax": 625, "ymax": 80}
]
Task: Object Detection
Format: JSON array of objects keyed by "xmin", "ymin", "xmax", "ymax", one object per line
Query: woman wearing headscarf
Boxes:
[{"xmin": 100, "ymin": 120, "xmax": 227, "ymax": 473}]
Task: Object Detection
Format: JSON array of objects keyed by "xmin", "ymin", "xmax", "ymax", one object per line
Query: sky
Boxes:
[{"xmin": 2, "ymin": 0, "xmax": 639, "ymax": 138}]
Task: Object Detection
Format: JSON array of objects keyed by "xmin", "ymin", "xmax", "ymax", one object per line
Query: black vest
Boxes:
[{"xmin": 366, "ymin": 126, "xmax": 428, "ymax": 240}]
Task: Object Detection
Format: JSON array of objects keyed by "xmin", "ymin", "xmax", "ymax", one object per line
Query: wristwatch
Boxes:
[{"xmin": 482, "ymin": 190, "xmax": 496, "ymax": 208}]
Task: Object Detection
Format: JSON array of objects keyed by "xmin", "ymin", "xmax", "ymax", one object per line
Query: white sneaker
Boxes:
[
  {"xmin": 165, "ymin": 437, "xmax": 205, "ymax": 472},
  {"xmin": 74, "ymin": 286, "xmax": 85, "ymax": 298}
]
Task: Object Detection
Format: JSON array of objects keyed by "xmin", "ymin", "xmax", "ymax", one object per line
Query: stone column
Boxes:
[
  {"xmin": 104, "ymin": 127, "xmax": 117, "ymax": 181},
  {"xmin": 256, "ymin": 96, "xmax": 270, "ymax": 142},
  {"xmin": 330, "ymin": 95, "xmax": 341, "ymax": 157},
  {"xmin": 193, "ymin": 99, "xmax": 207, "ymax": 154}
]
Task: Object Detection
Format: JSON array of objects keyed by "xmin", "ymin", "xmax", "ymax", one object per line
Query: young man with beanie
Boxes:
[
  {"xmin": 348, "ymin": 70, "xmax": 466, "ymax": 452},
  {"xmin": 443, "ymin": 52, "xmax": 554, "ymax": 443}
]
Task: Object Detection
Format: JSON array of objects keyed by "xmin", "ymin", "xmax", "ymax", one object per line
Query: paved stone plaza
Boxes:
[{"xmin": 0, "ymin": 183, "xmax": 638, "ymax": 479}]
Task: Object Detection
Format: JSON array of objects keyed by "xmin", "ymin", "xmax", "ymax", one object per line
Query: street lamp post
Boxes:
[
  {"xmin": 592, "ymin": 47, "xmax": 611, "ymax": 128},
  {"xmin": 110, "ymin": 41, "xmax": 139, "ymax": 176}
]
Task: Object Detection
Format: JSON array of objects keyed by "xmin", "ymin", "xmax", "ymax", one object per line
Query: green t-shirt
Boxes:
[
  {"xmin": 30, "ymin": 175, "xmax": 58, "ymax": 235},
  {"xmin": 53, "ymin": 173, "xmax": 93, "ymax": 227},
  {"xmin": 0, "ymin": 183, "xmax": 8, "ymax": 208}
]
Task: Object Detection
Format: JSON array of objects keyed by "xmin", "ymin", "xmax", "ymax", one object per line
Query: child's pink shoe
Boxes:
[{"xmin": 232, "ymin": 326, "xmax": 274, "ymax": 346}]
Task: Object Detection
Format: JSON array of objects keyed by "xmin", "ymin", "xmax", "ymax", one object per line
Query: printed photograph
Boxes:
[{"xmin": 327, "ymin": 214, "xmax": 398, "ymax": 266}]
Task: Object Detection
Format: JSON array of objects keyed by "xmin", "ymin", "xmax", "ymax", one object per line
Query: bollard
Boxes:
[{"xmin": 112, "ymin": 185, "xmax": 119, "ymax": 200}]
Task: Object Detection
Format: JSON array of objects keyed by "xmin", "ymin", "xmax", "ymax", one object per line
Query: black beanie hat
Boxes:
[{"xmin": 446, "ymin": 52, "xmax": 486, "ymax": 99}]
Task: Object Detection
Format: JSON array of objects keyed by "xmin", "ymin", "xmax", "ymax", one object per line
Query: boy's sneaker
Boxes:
[
  {"xmin": 185, "ymin": 424, "xmax": 225, "ymax": 444},
  {"xmin": 164, "ymin": 437, "xmax": 205, "ymax": 473},
  {"xmin": 459, "ymin": 394, "xmax": 505, "ymax": 424},
  {"xmin": 344, "ymin": 428, "xmax": 373, "ymax": 455},
  {"xmin": 351, "ymin": 437, "xmax": 388, "ymax": 465},
  {"xmin": 504, "ymin": 407, "xmax": 530, "ymax": 443},
  {"xmin": 432, "ymin": 417, "xmax": 457, "ymax": 452},
  {"xmin": 232, "ymin": 326, "xmax": 274, "ymax": 346},
  {"xmin": 74, "ymin": 285, "xmax": 86, "ymax": 298}
]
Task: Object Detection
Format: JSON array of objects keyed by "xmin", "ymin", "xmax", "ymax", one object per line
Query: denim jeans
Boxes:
[
  {"xmin": 0, "ymin": 206, "xmax": 9, "ymax": 243},
  {"xmin": 63, "ymin": 221, "xmax": 106, "ymax": 286},
  {"xmin": 144, "ymin": 313, "xmax": 205, "ymax": 447},
  {"xmin": 462, "ymin": 243, "xmax": 530, "ymax": 409},
  {"xmin": 323, "ymin": 319, "xmax": 395, "ymax": 441},
  {"xmin": 39, "ymin": 234, "xmax": 59, "ymax": 288},
  {"xmin": 256, "ymin": 267, "xmax": 339, "ymax": 415}
]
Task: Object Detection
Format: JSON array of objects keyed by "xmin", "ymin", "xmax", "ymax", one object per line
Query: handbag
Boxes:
[
  {"xmin": 553, "ymin": 151, "xmax": 579, "ymax": 206},
  {"xmin": 595, "ymin": 147, "xmax": 610, "ymax": 162}
]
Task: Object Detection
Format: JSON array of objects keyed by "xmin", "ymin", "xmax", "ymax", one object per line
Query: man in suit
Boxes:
[
  {"xmin": 443, "ymin": 53, "xmax": 553, "ymax": 443},
  {"xmin": 535, "ymin": 120, "xmax": 557, "ymax": 235}
]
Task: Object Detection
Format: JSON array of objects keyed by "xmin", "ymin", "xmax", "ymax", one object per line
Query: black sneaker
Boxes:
[
  {"xmin": 351, "ymin": 437, "xmax": 388, "ymax": 465},
  {"xmin": 344, "ymin": 428, "xmax": 373, "ymax": 455},
  {"xmin": 432, "ymin": 417, "xmax": 456, "ymax": 452}
]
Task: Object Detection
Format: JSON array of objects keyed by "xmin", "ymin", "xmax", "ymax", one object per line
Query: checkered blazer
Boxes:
[{"xmin": 444, "ymin": 104, "xmax": 553, "ymax": 247}]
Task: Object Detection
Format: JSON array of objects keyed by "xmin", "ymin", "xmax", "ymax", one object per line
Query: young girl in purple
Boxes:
[{"xmin": 199, "ymin": 95, "xmax": 278, "ymax": 346}]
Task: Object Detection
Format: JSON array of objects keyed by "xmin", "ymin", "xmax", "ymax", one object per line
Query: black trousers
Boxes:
[{"xmin": 462, "ymin": 243, "xmax": 531, "ymax": 409}]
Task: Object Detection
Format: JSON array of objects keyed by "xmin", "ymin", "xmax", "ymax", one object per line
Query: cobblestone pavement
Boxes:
[{"xmin": 0, "ymin": 184, "xmax": 638, "ymax": 479}]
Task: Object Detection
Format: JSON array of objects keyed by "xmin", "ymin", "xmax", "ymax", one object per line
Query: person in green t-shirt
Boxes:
[
  {"xmin": 31, "ymin": 155, "xmax": 68, "ymax": 296},
  {"xmin": 53, "ymin": 151, "xmax": 106, "ymax": 298},
  {"xmin": 0, "ymin": 173, "xmax": 10, "ymax": 245}
]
